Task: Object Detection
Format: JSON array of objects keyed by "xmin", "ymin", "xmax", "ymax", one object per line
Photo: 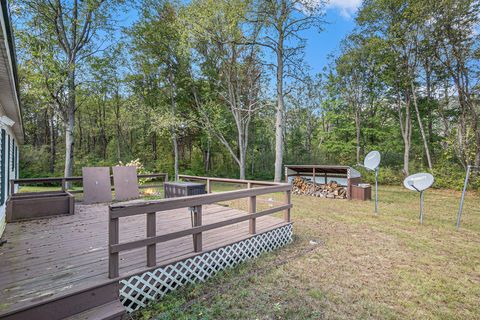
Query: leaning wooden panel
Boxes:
[
  {"xmin": 112, "ymin": 166, "xmax": 140, "ymax": 201},
  {"xmin": 82, "ymin": 167, "xmax": 112, "ymax": 204}
]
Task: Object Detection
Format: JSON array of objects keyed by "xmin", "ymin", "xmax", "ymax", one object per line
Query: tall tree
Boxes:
[
  {"xmin": 429, "ymin": 0, "xmax": 480, "ymax": 173},
  {"xmin": 129, "ymin": 0, "xmax": 191, "ymax": 181},
  {"xmin": 185, "ymin": 0, "xmax": 265, "ymax": 179},
  {"xmin": 251, "ymin": 0, "xmax": 324, "ymax": 181},
  {"xmin": 17, "ymin": 0, "xmax": 122, "ymax": 182}
]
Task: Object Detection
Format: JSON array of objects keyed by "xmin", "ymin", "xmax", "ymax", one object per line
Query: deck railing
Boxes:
[
  {"xmin": 108, "ymin": 179, "xmax": 292, "ymax": 278},
  {"xmin": 10, "ymin": 173, "xmax": 168, "ymax": 195}
]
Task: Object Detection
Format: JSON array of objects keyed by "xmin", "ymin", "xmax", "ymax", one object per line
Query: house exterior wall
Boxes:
[
  {"xmin": 0, "ymin": 122, "xmax": 18, "ymax": 237},
  {"xmin": 0, "ymin": 0, "xmax": 23, "ymax": 238}
]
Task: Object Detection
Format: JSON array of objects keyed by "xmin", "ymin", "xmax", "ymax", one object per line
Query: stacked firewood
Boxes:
[{"xmin": 292, "ymin": 177, "xmax": 347, "ymax": 199}]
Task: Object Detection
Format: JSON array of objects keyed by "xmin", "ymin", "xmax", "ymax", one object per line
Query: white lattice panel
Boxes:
[{"xmin": 119, "ymin": 224, "xmax": 293, "ymax": 313}]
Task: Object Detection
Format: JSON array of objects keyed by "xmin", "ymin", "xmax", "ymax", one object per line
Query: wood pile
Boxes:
[{"xmin": 292, "ymin": 177, "xmax": 347, "ymax": 199}]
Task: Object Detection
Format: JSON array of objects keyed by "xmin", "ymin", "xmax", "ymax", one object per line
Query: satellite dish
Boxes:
[
  {"xmin": 364, "ymin": 151, "xmax": 381, "ymax": 171},
  {"xmin": 361, "ymin": 151, "xmax": 381, "ymax": 214},
  {"xmin": 403, "ymin": 172, "xmax": 434, "ymax": 225},
  {"xmin": 403, "ymin": 173, "xmax": 434, "ymax": 192}
]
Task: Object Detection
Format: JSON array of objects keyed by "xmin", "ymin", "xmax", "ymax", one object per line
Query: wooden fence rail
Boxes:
[
  {"xmin": 10, "ymin": 173, "xmax": 169, "ymax": 195},
  {"xmin": 108, "ymin": 181, "xmax": 292, "ymax": 279}
]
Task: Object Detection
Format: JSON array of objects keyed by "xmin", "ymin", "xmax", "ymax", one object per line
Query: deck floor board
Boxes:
[{"xmin": 0, "ymin": 202, "xmax": 287, "ymax": 316}]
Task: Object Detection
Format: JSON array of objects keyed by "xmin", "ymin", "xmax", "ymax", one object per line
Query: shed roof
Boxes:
[{"xmin": 285, "ymin": 165, "xmax": 351, "ymax": 175}]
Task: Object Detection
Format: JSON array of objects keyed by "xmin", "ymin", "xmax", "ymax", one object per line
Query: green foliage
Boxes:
[{"xmin": 19, "ymin": 145, "xmax": 52, "ymax": 178}]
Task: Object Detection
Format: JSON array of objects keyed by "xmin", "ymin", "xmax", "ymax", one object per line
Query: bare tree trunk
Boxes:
[
  {"xmin": 204, "ymin": 138, "xmax": 210, "ymax": 173},
  {"xmin": 169, "ymin": 70, "xmax": 179, "ymax": 181},
  {"xmin": 398, "ymin": 93, "xmax": 412, "ymax": 177},
  {"xmin": 274, "ymin": 36, "xmax": 284, "ymax": 182},
  {"xmin": 355, "ymin": 105, "xmax": 361, "ymax": 164},
  {"xmin": 251, "ymin": 126, "xmax": 255, "ymax": 176},
  {"xmin": 64, "ymin": 68, "xmax": 75, "ymax": 188},
  {"xmin": 238, "ymin": 130, "xmax": 246, "ymax": 180},
  {"xmin": 411, "ymin": 81, "xmax": 433, "ymax": 170},
  {"xmin": 115, "ymin": 90, "xmax": 122, "ymax": 161},
  {"xmin": 49, "ymin": 106, "xmax": 56, "ymax": 174},
  {"xmin": 172, "ymin": 129, "xmax": 179, "ymax": 181}
]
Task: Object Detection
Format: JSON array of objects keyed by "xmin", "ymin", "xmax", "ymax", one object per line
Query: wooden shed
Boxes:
[{"xmin": 284, "ymin": 165, "xmax": 362, "ymax": 200}]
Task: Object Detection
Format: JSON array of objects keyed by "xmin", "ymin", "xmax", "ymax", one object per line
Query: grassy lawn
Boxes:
[{"xmin": 134, "ymin": 185, "xmax": 480, "ymax": 320}]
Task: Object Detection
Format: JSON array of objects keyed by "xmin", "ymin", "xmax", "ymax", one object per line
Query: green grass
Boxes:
[
  {"xmin": 18, "ymin": 185, "xmax": 67, "ymax": 193},
  {"xmin": 133, "ymin": 185, "xmax": 480, "ymax": 320}
]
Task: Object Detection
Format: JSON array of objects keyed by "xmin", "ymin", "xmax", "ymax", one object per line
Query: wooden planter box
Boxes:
[
  {"xmin": 351, "ymin": 184, "xmax": 372, "ymax": 201},
  {"xmin": 6, "ymin": 191, "xmax": 75, "ymax": 222}
]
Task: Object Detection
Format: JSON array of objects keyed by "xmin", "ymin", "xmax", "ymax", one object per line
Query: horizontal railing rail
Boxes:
[
  {"xmin": 178, "ymin": 174, "xmax": 281, "ymax": 194},
  {"xmin": 10, "ymin": 173, "xmax": 168, "ymax": 195},
  {"xmin": 108, "ymin": 179, "xmax": 292, "ymax": 279}
]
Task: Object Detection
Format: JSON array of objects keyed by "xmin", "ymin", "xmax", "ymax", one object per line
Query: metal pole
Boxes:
[
  {"xmin": 456, "ymin": 165, "xmax": 471, "ymax": 229},
  {"xmin": 375, "ymin": 168, "xmax": 379, "ymax": 214},
  {"xmin": 419, "ymin": 190, "xmax": 424, "ymax": 225}
]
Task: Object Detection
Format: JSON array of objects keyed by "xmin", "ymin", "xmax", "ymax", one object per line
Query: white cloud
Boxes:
[{"xmin": 326, "ymin": 0, "xmax": 362, "ymax": 19}]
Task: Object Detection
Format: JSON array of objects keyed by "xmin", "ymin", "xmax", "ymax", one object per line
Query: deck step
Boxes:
[
  {"xmin": 0, "ymin": 282, "xmax": 121, "ymax": 320},
  {"xmin": 64, "ymin": 300, "xmax": 125, "ymax": 320}
]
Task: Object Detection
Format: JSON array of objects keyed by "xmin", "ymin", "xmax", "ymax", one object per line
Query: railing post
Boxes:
[
  {"xmin": 284, "ymin": 189, "xmax": 291, "ymax": 222},
  {"xmin": 147, "ymin": 212, "xmax": 156, "ymax": 267},
  {"xmin": 108, "ymin": 208, "xmax": 119, "ymax": 279},
  {"xmin": 10, "ymin": 180, "xmax": 15, "ymax": 195},
  {"xmin": 165, "ymin": 173, "xmax": 169, "ymax": 182},
  {"xmin": 249, "ymin": 195, "xmax": 256, "ymax": 234},
  {"xmin": 206, "ymin": 178, "xmax": 211, "ymax": 194},
  {"xmin": 193, "ymin": 205, "xmax": 202, "ymax": 252},
  {"xmin": 61, "ymin": 178, "xmax": 66, "ymax": 192}
]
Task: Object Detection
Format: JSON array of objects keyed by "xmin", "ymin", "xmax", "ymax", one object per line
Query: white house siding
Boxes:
[
  {"xmin": 0, "ymin": 0, "xmax": 23, "ymax": 239},
  {"xmin": 0, "ymin": 123, "xmax": 18, "ymax": 237}
]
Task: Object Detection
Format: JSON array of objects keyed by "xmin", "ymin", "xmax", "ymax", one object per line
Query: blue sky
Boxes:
[{"xmin": 302, "ymin": 8, "xmax": 357, "ymax": 75}]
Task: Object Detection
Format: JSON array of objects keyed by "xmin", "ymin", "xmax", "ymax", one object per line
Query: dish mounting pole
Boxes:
[{"xmin": 456, "ymin": 165, "xmax": 479, "ymax": 229}]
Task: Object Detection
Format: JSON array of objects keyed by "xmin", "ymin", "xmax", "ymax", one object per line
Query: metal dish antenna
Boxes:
[
  {"xmin": 364, "ymin": 151, "xmax": 381, "ymax": 171},
  {"xmin": 403, "ymin": 173, "xmax": 434, "ymax": 224},
  {"xmin": 361, "ymin": 151, "xmax": 381, "ymax": 213}
]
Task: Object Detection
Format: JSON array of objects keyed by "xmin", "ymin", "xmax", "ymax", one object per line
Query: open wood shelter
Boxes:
[{"xmin": 284, "ymin": 165, "xmax": 362, "ymax": 200}]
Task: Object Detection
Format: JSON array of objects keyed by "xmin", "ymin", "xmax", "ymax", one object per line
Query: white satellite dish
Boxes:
[
  {"xmin": 360, "ymin": 151, "xmax": 381, "ymax": 214},
  {"xmin": 403, "ymin": 173, "xmax": 434, "ymax": 192},
  {"xmin": 364, "ymin": 151, "xmax": 381, "ymax": 171},
  {"xmin": 403, "ymin": 172, "xmax": 434, "ymax": 224}
]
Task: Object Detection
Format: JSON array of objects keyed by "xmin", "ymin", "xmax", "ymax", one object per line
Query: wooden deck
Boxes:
[{"xmin": 0, "ymin": 202, "xmax": 288, "ymax": 317}]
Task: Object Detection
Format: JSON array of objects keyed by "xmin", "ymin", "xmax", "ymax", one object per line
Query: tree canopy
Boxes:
[{"xmin": 13, "ymin": 0, "xmax": 480, "ymax": 189}]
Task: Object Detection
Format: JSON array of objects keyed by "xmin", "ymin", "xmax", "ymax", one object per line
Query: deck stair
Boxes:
[{"xmin": 0, "ymin": 282, "xmax": 125, "ymax": 320}]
